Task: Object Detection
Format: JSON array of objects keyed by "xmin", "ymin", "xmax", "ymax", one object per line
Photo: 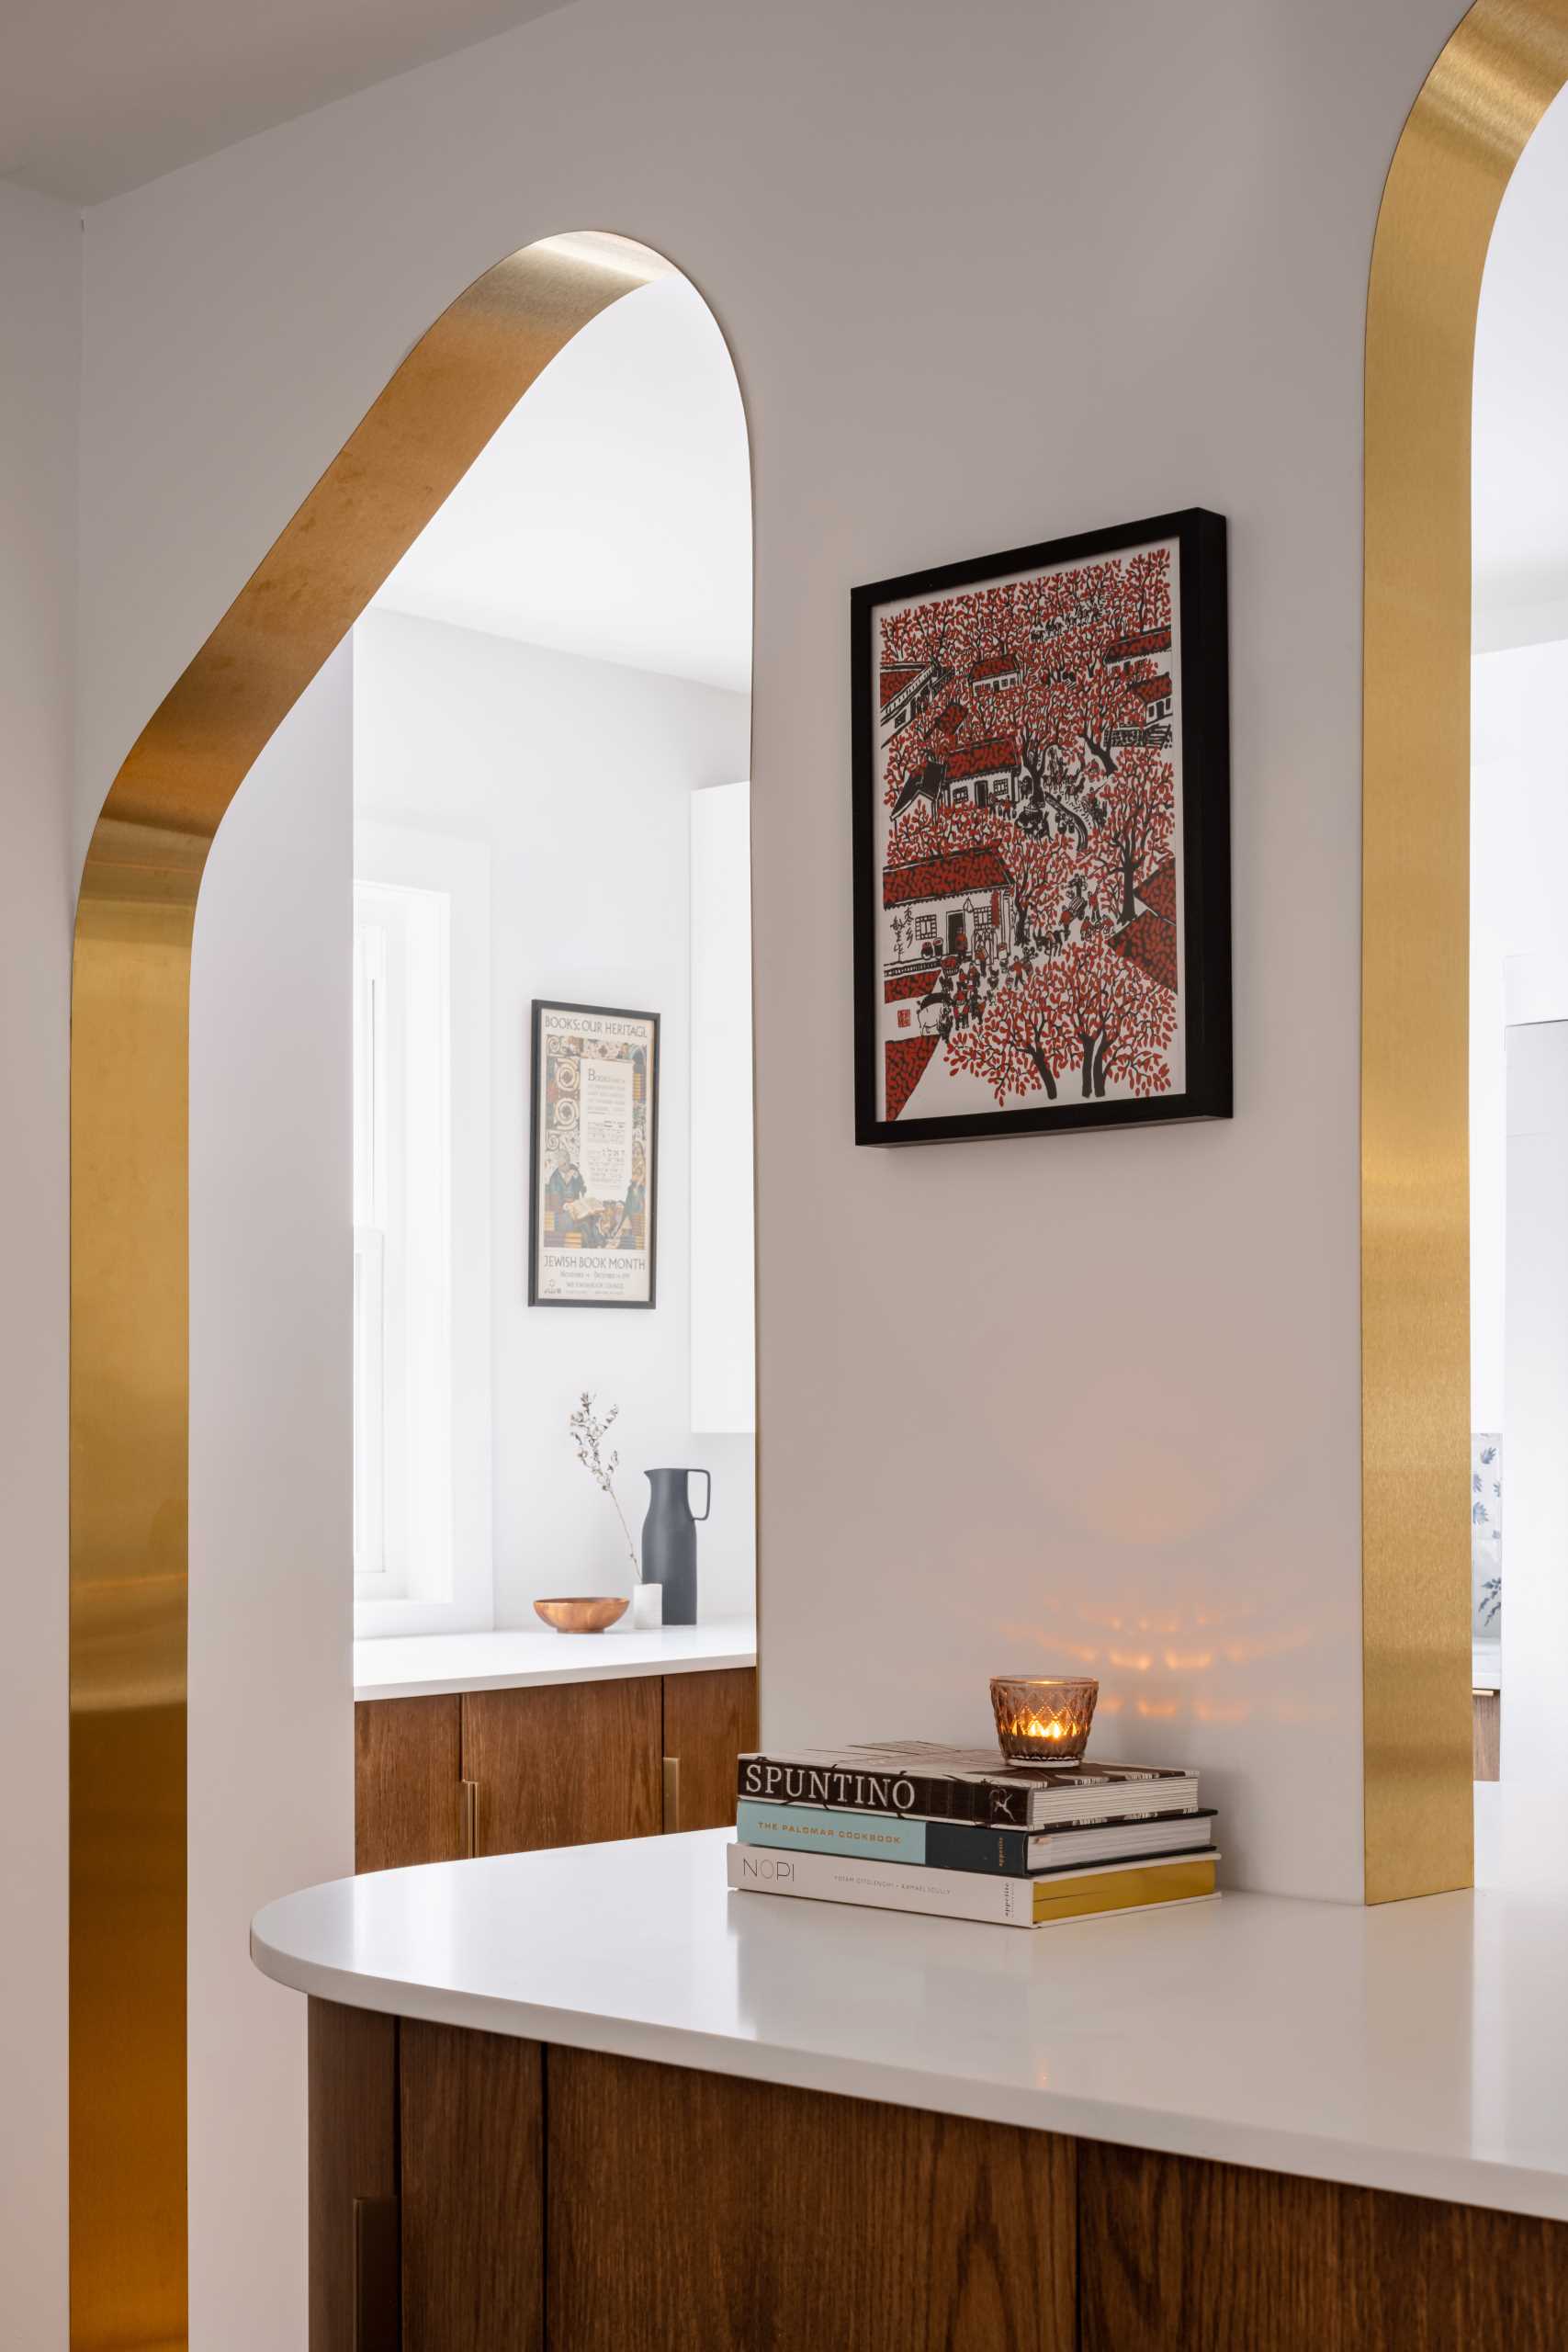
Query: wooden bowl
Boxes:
[{"xmin": 534, "ymin": 1596, "xmax": 629, "ymax": 1634}]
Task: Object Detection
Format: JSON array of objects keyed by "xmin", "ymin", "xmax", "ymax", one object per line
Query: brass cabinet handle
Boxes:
[
  {"xmin": 663, "ymin": 1756, "xmax": 681, "ymax": 1835},
  {"xmin": 353, "ymin": 2195, "xmax": 400, "ymax": 2351},
  {"xmin": 461, "ymin": 1779, "xmax": 479, "ymax": 1859}
]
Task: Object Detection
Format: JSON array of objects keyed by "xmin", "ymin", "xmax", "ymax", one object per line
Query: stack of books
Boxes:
[{"xmin": 727, "ymin": 1741, "xmax": 1217, "ymax": 1929}]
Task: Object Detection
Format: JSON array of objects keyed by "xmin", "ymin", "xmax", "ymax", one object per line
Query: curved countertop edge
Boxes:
[
  {"xmin": 252, "ymin": 1795, "xmax": 1568, "ymax": 2229},
  {"xmin": 352, "ymin": 1616, "xmax": 756, "ymax": 1701},
  {"xmin": 250, "ymin": 1928, "xmax": 1568, "ymax": 2227}
]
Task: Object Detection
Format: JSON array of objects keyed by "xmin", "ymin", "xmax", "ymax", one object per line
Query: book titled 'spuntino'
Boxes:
[{"xmin": 737, "ymin": 1742, "xmax": 1199, "ymax": 1830}]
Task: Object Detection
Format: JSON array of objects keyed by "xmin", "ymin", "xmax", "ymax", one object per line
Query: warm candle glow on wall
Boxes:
[{"xmin": 989, "ymin": 1676, "xmax": 1100, "ymax": 1763}]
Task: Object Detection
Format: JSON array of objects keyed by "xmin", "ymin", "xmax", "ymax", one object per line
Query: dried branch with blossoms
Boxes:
[{"xmin": 568, "ymin": 1390, "xmax": 640, "ymax": 1581}]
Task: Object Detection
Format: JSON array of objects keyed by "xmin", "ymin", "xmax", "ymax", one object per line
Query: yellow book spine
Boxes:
[{"xmin": 1032, "ymin": 1856, "xmax": 1217, "ymax": 1923}]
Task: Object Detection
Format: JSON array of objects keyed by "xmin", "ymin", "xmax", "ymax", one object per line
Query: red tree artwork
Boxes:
[{"xmin": 874, "ymin": 541, "xmax": 1182, "ymax": 1120}]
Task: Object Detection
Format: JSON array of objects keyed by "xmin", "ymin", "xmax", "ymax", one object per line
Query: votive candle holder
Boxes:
[{"xmin": 989, "ymin": 1674, "xmax": 1100, "ymax": 1763}]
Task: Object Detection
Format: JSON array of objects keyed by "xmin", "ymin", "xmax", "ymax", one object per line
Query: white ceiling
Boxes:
[
  {"xmin": 1474, "ymin": 80, "xmax": 1568, "ymax": 650},
  {"xmin": 0, "ymin": 0, "xmax": 570, "ymax": 204},
  {"xmin": 372, "ymin": 272, "xmax": 753, "ymax": 694}
]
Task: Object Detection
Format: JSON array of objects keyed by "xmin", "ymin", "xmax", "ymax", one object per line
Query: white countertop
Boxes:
[
  {"xmin": 253, "ymin": 1784, "xmax": 1568, "ymax": 2222},
  {"xmin": 353, "ymin": 1616, "xmax": 756, "ymax": 1702}
]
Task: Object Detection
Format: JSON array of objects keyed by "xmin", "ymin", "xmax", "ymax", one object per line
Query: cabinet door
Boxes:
[
  {"xmin": 355, "ymin": 1696, "xmax": 465, "ymax": 1873},
  {"xmin": 307, "ymin": 2000, "xmax": 399, "ymax": 2350},
  {"xmin": 463, "ymin": 1679, "xmax": 662, "ymax": 1855},
  {"xmin": 661, "ymin": 1668, "xmax": 759, "ymax": 1833},
  {"xmin": 400, "ymin": 2019, "xmax": 544, "ymax": 2351}
]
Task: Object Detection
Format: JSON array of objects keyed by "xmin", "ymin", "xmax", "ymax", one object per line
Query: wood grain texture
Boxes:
[
  {"xmin": 547, "ymin": 2046, "xmax": 1075, "ymax": 2351},
  {"xmin": 400, "ymin": 2018, "xmax": 544, "ymax": 2351},
  {"xmin": 1078, "ymin": 2140, "xmax": 1568, "ymax": 2351},
  {"xmin": 662, "ymin": 1667, "xmax": 759, "ymax": 1830},
  {"xmin": 308, "ymin": 1998, "xmax": 397, "ymax": 2352},
  {"xmin": 1472, "ymin": 1689, "xmax": 1500, "ymax": 1782},
  {"xmin": 463, "ymin": 1678, "xmax": 661, "ymax": 1854},
  {"xmin": 355, "ymin": 1695, "xmax": 463, "ymax": 1873}
]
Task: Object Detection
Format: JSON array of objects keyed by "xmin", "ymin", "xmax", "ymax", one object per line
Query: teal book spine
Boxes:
[{"xmin": 736, "ymin": 1799, "xmax": 1033, "ymax": 1874}]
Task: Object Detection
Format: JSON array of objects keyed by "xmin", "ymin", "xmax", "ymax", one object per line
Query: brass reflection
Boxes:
[
  {"xmin": 1362, "ymin": 1, "xmax": 1568, "ymax": 1903},
  {"xmin": 69, "ymin": 233, "xmax": 662, "ymax": 2348}
]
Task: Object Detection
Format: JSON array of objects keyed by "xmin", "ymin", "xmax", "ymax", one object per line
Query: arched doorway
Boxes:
[
  {"xmin": 1362, "ymin": 0, "xmax": 1568, "ymax": 1904},
  {"xmin": 69, "ymin": 231, "xmax": 746, "ymax": 2346}
]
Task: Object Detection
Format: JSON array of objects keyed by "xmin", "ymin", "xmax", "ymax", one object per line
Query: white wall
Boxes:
[
  {"xmin": 1475, "ymin": 80, "xmax": 1568, "ymax": 652},
  {"xmin": 1471, "ymin": 643, "xmax": 1568, "ymax": 1430},
  {"xmin": 0, "ymin": 179, "xmax": 78, "ymax": 2352},
  {"xmin": 354, "ymin": 608, "xmax": 755, "ymax": 1620},
  {"xmin": 188, "ymin": 645, "xmax": 355, "ymax": 2351},
  {"xmin": 71, "ymin": 0, "xmax": 1475, "ymax": 1931},
  {"xmin": 1503, "ymin": 1021, "xmax": 1568, "ymax": 1784}
]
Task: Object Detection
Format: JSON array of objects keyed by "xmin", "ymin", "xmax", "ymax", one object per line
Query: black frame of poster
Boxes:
[
  {"xmin": 527, "ymin": 998, "xmax": 660, "ymax": 1308},
  {"xmin": 851, "ymin": 506, "xmax": 1232, "ymax": 1147}
]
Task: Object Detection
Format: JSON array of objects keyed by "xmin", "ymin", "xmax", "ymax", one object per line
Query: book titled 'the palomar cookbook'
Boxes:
[{"xmin": 735, "ymin": 1798, "xmax": 1216, "ymax": 1877}]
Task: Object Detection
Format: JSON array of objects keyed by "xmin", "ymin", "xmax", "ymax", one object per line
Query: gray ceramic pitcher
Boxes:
[{"xmin": 641, "ymin": 1467, "xmax": 711, "ymax": 1626}]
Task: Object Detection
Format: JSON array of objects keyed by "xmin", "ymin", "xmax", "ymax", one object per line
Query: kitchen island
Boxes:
[{"xmin": 253, "ymin": 1786, "xmax": 1568, "ymax": 2349}]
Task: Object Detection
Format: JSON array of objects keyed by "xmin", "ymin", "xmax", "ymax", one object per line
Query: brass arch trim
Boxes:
[
  {"xmin": 69, "ymin": 232, "xmax": 672, "ymax": 2347},
  {"xmin": 1362, "ymin": 0, "xmax": 1568, "ymax": 1902}
]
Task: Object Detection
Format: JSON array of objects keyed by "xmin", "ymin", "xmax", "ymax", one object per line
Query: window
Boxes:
[
  {"xmin": 353, "ymin": 879, "xmax": 453, "ymax": 1602},
  {"xmin": 353, "ymin": 820, "xmax": 493, "ymax": 1634},
  {"xmin": 353, "ymin": 917, "xmax": 388, "ymax": 1585},
  {"xmin": 690, "ymin": 781, "xmax": 756, "ymax": 1434},
  {"xmin": 916, "ymin": 913, "xmax": 938, "ymax": 941}
]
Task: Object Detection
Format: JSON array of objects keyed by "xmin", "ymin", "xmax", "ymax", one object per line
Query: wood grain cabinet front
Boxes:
[
  {"xmin": 354, "ymin": 1666, "xmax": 759, "ymax": 1869},
  {"xmin": 354, "ymin": 1696, "xmax": 465, "ymax": 1873},
  {"xmin": 1473, "ymin": 1689, "xmax": 1500, "ymax": 1781},
  {"xmin": 461, "ymin": 1678, "xmax": 663, "ymax": 1855},
  {"xmin": 661, "ymin": 1666, "xmax": 760, "ymax": 1832},
  {"xmin": 309, "ymin": 2005, "xmax": 1568, "ymax": 2352}
]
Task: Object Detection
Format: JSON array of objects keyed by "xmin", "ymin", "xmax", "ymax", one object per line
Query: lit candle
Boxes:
[{"xmin": 989, "ymin": 1675, "xmax": 1100, "ymax": 1763}]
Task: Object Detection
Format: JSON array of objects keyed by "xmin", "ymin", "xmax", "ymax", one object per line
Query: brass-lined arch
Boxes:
[
  {"xmin": 69, "ymin": 230, "xmax": 688, "ymax": 2347},
  {"xmin": 1362, "ymin": 0, "xmax": 1568, "ymax": 1902}
]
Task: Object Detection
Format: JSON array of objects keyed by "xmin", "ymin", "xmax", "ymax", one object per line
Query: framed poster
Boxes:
[
  {"xmin": 528, "ymin": 1001, "xmax": 660, "ymax": 1306},
  {"xmin": 852, "ymin": 507, "xmax": 1231, "ymax": 1145}
]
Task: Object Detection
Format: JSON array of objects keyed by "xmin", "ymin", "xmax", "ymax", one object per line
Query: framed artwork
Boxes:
[
  {"xmin": 528, "ymin": 1001, "xmax": 660, "ymax": 1306},
  {"xmin": 852, "ymin": 507, "xmax": 1231, "ymax": 1145}
]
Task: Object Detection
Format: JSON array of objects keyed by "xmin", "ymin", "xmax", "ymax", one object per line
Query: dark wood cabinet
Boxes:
[
  {"xmin": 1473, "ymin": 1688, "xmax": 1500, "ymax": 1781},
  {"xmin": 400, "ymin": 2019, "xmax": 544, "ymax": 2350},
  {"xmin": 1077, "ymin": 2138, "xmax": 1568, "ymax": 2350},
  {"xmin": 307, "ymin": 2001, "xmax": 398, "ymax": 2350},
  {"xmin": 548, "ymin": 2047, "xmax": 1074, "ymax": 2351},
  {"xmin": 310, "ymin": 2006, "xmax": 1568, "ymax": 2352},
  {"xmin": 662, "ymin": 1666, "xmax": 759, "ymax": 1831},
  {"xmin": 463, "ymin": 1679, "xmax": 662, "ymax": 1855},
  {"xmin": 354, "ymin": 1666, "xmax": 758, "ymax": 1870},
  {"xmin": 355, "ymin": 1695, "xmax": 465, "ymax": 1874}
]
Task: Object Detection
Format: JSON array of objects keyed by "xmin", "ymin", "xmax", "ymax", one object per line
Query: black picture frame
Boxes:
[
  {"xmin": 851, "ymin": 507, "xmax": 1231, "ymax": 1146},
  {"xmin": 528, "ymin": 999, "xmax": 660, "ymax": 1308}
]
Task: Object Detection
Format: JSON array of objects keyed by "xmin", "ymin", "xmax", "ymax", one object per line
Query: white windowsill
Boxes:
[{"xmin": 355, "ymin": 1595, "xmax": 497, "ymax": 1642}]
